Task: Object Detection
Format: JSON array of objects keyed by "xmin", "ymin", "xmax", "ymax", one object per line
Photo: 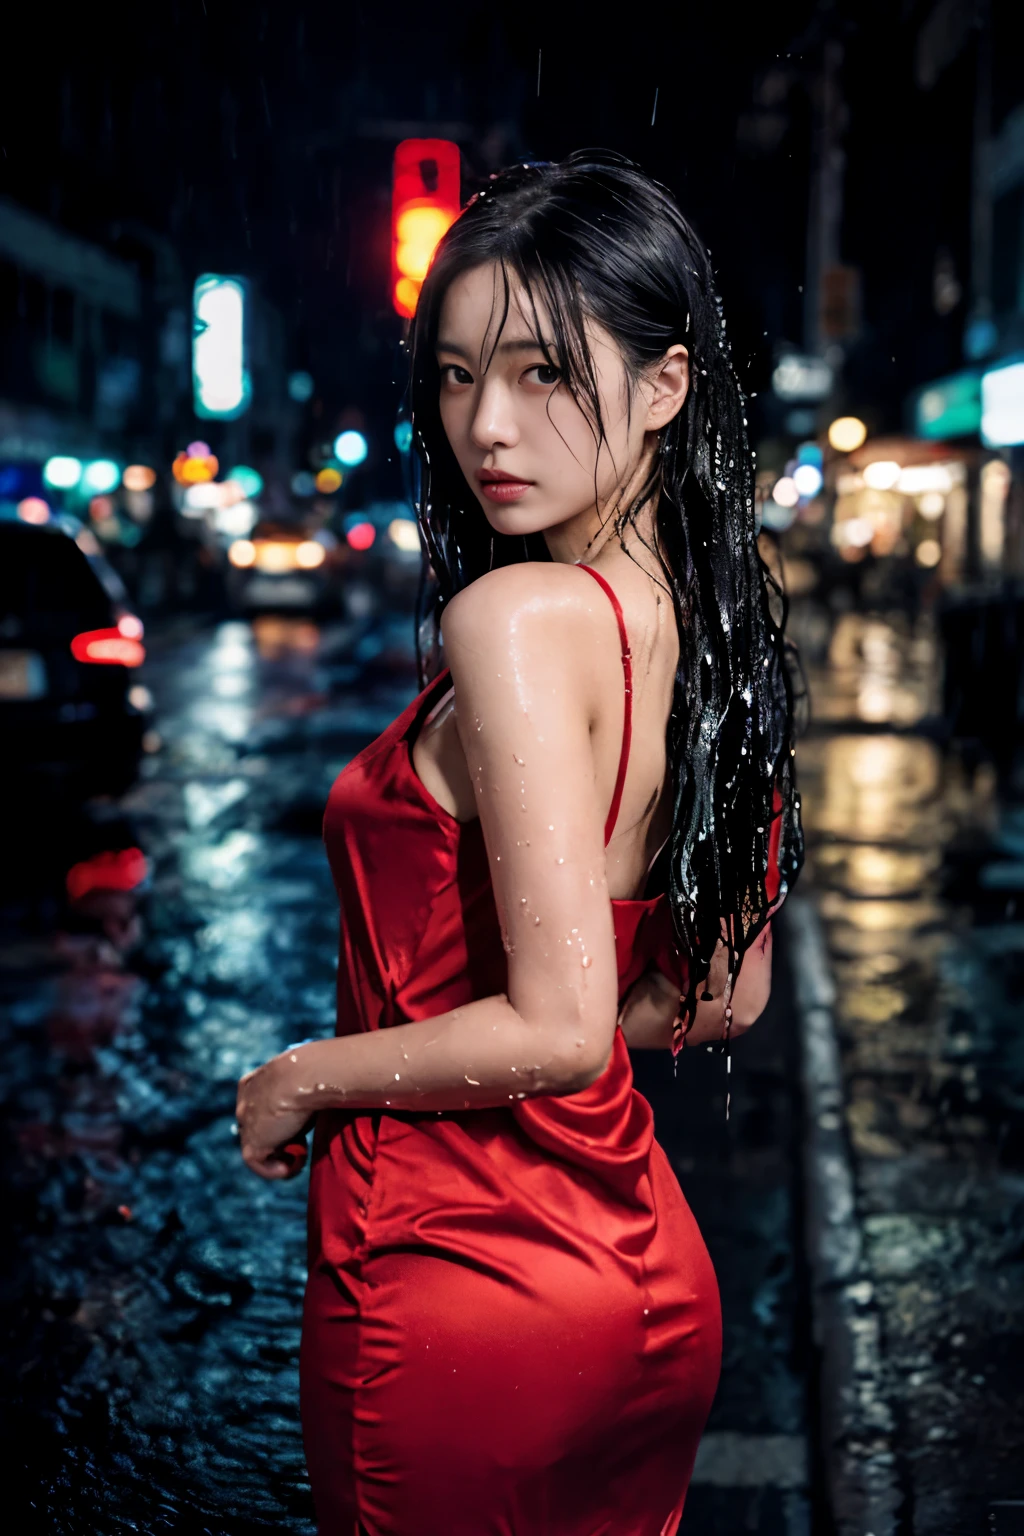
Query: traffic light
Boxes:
[{"xmin": 391, "ymin": 139, "xmax": 461, "ymax": 319}]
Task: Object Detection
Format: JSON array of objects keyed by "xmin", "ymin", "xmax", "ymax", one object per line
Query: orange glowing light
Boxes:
[
  {"xmin": 391, "ymin": 139, "xmax": 461, "ymax": 318},
  {"xmin": 122, "ymin": 465, "xmax": 157, "ymax": 491},
  {"xmin": 70, "ymin": 627, "xmax": 146, "ymax": 666},
  {"xmin": 315, "ymin": 467, "xmax": 343, "ymax": 494},
  {"xmin": 173, "ymin": 450, "xmax": 219, "ymax": 485}
]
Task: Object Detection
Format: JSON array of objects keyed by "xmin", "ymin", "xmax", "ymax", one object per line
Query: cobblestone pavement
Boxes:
[
  {"xmin": 1, "ymin": 610, "xmax": 817, "ymax": 1535},
  {"xmin": 793, "ymin": 604, "xmax": 1024, "ymax": 1536}
]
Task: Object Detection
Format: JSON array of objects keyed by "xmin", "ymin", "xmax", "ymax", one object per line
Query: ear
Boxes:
[{"xmin": 644, "ymin": 345, "xmax": 689, "ymax": 432}]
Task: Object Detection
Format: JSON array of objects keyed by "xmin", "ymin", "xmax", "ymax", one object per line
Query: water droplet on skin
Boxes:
[
  {"xmin": 547, "ymin": 825, "xmax": 554, "ymax": 832},
  {"xmin": 317, "ymin": 1083, "xmax": 325, "ymax": 1091},
  {"xmin": 575, "ymin": 1038, "xmax": 585, "ymax": 1048},
  {"xmin": 533, "ymin": 916, "xmax": 541, "ymax": 926},
  {"xmin": 520, "ymin": 896, "xmax": 528, "ymax": 905},
  {"xmin": 517, "ymin": 1091, "xmax": 526, "ymax": 1099},
  {"xmin": 513, "ymin": 754, "xmax": 524, "ymax": 765},
  {"xmin": 556, "ymin": 857, "xmax": 565, "ymax": 865},
  {"xmin": 465, "ymin": 1075, "xmax": 480, "ymax": 1085},
  {"xmin": 581, "ymin": 955, "xmax": 592, "ymax": 969},
  {"xmin": 289, "ymin": 1053, "xmax": 298, "ymax": 1063}
]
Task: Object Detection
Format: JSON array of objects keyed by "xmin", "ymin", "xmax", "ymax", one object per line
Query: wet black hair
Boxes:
[{"xmin": 408, "ymin": 149, "xmax": 803, "ymax": 1033}]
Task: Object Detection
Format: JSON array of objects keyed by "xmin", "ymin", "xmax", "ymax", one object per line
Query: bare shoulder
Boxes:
[{"xmin": 441, "ymin": 562, "xmax": 607, "ymax": 660}]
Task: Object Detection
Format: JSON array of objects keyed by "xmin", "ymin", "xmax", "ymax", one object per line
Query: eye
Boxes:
[
  {"xmin": 439, "ymin": 363, "xmax": 474, "ymax": 387},
  {"xmin": 524, "ymin": 363, "xmax": 560, "ymax": 388}
]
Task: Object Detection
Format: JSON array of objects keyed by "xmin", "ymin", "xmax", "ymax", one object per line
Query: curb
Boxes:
[{"xmin": 782, "ymin": 896, "xmax": 903, "ymax": 1536}]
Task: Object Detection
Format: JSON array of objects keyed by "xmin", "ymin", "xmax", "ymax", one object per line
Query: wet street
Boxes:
[
  {"xmin": 2, "ymin": 597, "xmax": 1022, "ymax": 1534},
  {"xmin": 793, "ymin": 603, "xmax": 1024, "ymax": 1535}
]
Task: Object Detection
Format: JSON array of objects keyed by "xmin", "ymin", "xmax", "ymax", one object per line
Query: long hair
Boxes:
[{"xmin": 407, "ymin": 149, "xmax": 803, "ymax": 1023}]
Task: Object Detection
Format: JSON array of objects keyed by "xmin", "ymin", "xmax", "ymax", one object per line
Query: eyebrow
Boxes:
[{"xmin": 436, "ymin": 338, "xmax": 552, "ymax": 359}]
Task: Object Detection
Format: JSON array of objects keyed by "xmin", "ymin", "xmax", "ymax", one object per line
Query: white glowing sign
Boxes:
[
  {"xmin": 981, "ymin": 360, "xmax": 1024, "ymax": 448},
  {"xmin": 192, "ymin": 274, "xmax": 251, "ymax": 419}
]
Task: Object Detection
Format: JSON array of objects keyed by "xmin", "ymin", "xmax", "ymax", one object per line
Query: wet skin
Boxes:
[{"xmin": 237, "ymin": 263, "xmax": 772, "ymax": 1179}]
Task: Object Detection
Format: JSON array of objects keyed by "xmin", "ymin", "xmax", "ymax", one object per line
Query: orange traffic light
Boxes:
[{"xmin": 391, "ymin": 139, "xmax": 461, "ymax": 318}]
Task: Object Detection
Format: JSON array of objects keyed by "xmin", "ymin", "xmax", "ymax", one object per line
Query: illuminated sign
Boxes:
[
  {"xmin": 981, "ymin": 358, "xmax": 1024, "ymax": 447},
  {"xmin": 192, "ymin": 274, "xmax": 251, "ymax": 419},
  {"xmin": 913, "ymin": 369, "xmax": 981, "ymax": 440}
]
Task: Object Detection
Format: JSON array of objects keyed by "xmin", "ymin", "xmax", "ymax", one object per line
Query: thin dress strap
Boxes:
[{"xmin": 577, "ymin": 564, "xmax": 632, "ymax": 846}]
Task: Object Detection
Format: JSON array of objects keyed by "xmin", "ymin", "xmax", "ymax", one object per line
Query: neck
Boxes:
[{"xmin": 541, "ymin": 440, "xmax": 660, "ymax": 568}]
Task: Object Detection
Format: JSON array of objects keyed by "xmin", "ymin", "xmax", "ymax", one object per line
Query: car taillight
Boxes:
[
  {"xmin": 70, "ymin": 628, "xmax": 146, "ymax": 666},
  {"xmin": 66, "ymin": 847, "xmax": 148, "ymax": 902}
]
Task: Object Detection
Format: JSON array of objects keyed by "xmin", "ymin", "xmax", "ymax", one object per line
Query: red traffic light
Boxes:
[{"xmin": 391, "ymin": 139, "xmax": 461, "ymax": 319}]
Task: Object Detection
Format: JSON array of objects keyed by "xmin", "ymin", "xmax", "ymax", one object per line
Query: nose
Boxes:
[{"xmin": 469, "ymin": 377, "xmax": 519, "ymax": 455}]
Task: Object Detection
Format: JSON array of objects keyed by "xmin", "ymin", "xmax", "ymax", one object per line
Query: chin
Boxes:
[{"xmin": 475, "ymin": 492, "xmax": 577, "ymax": 542}]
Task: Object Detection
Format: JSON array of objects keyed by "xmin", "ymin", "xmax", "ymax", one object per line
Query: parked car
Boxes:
[
  {"xmin": 224, "ymin": 521, "xmax": 348, "ymax": 614},
  {"xmin": 0, "ymin": 519, "xmax": 151, "ymax": 799}
]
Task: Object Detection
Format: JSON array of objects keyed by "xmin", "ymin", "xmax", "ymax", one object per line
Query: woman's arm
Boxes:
[
  {"xmin": 237, "ymin": 564, "xmax": 622, "ymax": 1178},
  {"xmin": 619, "ymin": 924, "xmax": 773, "ymax": 1050}
]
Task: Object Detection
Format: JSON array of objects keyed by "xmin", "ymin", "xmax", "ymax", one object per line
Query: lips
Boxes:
[{"xmin": 477, "ymin": 469, "xmax": 533, "ymax": 503}]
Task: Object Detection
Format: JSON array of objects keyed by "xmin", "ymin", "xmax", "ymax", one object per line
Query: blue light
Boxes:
[
  {"xmin": 394, "ymin": 419, "xmax": 413, "ymax": 454},
  {"xmin": 796, "ymin": 441, "xmax": 823, "ymax": 469},
  {"xmin": 334, "ymin": 430, "xmax": 368, "ymax": 468},
  {"xmin": 227, "ymin": 465, "xmax": 263, "ymax": 499},
  {"xmin": 288, "ymin": 371, "xmax": 315, "ymax": 403}
]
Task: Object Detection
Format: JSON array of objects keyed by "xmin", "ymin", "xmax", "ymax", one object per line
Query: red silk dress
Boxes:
[{"xmin": 301, "ymin": 566, "xmax": 721, "ymax": 1535}]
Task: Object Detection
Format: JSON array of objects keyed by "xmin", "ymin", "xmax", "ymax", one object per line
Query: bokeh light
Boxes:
[
  {"xmin": 315, "ymin": 467, "xmax": 343, "ymax": 494},
  {"xmin": 296, "ymin": 540, "xmax": 326, "ymax": 569},
  {"xmin": 827, "ymin": 416, "xmax": 868, "ymax": 452},
  {"xmin": 227, "ymin": 465, "xmax": 263, "ymax": 499},
  {"xmin": 43, "ymin": 456, "xmax": 83, "ymax": 490},
  {"xmin": 793, "ymin": 463, "xmax": 824, "ymax": 498},
  {"xmin": 346, "ymin": 520, "xmax": 376, "ymax": 551},
  {"xmin": 82, "ymin": 459, "xmax": 121, "ymax": 494},
  {"xmin": 228, "ymin": 539, "xmax": 257, "ymax": 568},
  {"xmin": 771, "ymin": 476, "xmax": 800, "ymax": 508},
  {"xmin": 334, "ymin": 430, "xmax": 368, "ymax": 468},
  {"xmin": 862, "ymin": 460, "xmax": 901, "ymax": 490},
  {"xmin": 122, "ymin": 465, "xmax": 157, "ymax": 491},
  {"xmin": 389, "ymin": 518, "xmax": 420, "ymax": 552},
  {"xmin": 17, "ymin": 497, "xmax": 50, "ymax": 525}
]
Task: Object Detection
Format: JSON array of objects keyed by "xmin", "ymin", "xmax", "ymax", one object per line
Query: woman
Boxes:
[{"xmin": 237, "ymin": 151, "xmax": 802, "ymax": 1535}]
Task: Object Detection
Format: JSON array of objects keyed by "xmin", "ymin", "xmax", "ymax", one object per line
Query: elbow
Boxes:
[
  {"xmin": 516, "ymin": 1014, "xmax": 615, "ymax": 1097},
  {"xmin": 546, "ymin": 1029, "xmax": 615, "ymax": 1096}
]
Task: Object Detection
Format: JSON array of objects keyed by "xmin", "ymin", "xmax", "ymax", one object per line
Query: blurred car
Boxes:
[
  {"xmin": 225, "ymin": 521, "xmax": 347, "ymax": 614},
  {"xmin": 332, "ymin": 503, "xmax": 423, "ymax": 609},
  {"xmin": 0, "ymin": 519, "xmax": 151, "ymax": 799}
]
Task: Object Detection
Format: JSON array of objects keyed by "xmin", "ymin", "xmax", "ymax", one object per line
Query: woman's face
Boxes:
[{"xmin": 435, "ymin": 262, "xmax": 665, "ymax": 550}]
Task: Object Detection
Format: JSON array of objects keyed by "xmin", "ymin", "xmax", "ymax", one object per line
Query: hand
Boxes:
[{"xmin": 236, "ymin": 1053, "xmax": 315, "ymax": 1181}]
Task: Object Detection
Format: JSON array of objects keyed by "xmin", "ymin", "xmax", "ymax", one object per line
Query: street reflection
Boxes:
[{"xmin": 793, "ymin": 593, "xmax": 1024, "ymax": 1505}]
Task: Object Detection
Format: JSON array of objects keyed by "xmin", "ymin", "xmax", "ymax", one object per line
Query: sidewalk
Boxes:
[{"xmin": 789, "ymin": 607, "xmax": 1024, "ymax": 1536}]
